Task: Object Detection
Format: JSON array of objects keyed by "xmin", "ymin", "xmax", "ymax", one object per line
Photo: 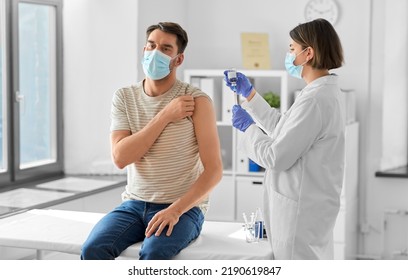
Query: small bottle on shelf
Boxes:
[{"xmin": 255, "ymin": 207, "xmax": 264, "ymax": 240}]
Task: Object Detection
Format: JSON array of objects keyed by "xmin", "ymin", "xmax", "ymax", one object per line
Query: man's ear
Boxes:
[{"xmin": 176, "ymin": 53, "xmax": 184, "ymax": 66}]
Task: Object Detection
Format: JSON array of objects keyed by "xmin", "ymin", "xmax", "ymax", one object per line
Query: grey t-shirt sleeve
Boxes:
[{"xmin": 110, "ymin": 88, "xmax": 130, "ymax": 132}]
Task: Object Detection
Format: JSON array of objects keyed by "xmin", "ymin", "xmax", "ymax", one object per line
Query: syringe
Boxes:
[{"xmin": 227, "ymin": 68, "xmax": 240, "ymax": 105}]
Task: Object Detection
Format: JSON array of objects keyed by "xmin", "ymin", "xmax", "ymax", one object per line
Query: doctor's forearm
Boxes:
[
  {"xmin": 245, "ymin": 88, "xmax": 256, "ymax": 102},
  {"xmin": 244, "ymin": 92, "xmax": 280, "ymax": 135}
]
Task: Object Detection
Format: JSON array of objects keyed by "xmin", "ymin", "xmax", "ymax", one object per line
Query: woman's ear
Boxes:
[{"xmin": 306, "ymin": 47, "xmax": 314, "ymax": 61}]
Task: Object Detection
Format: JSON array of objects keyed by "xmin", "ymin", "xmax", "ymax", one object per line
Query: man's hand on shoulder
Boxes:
[{"xmin": 161, "ymin": 95, "xmax": 195, "ymax": 123}]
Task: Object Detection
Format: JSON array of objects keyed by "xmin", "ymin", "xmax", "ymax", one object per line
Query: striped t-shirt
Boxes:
[{"xmin": 110, "ymin": 79, "xmax": 210, "ymax": 212}]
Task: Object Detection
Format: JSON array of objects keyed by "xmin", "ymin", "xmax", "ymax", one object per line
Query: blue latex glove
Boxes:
[
  {"xmin": 232, "ymin": 105, "xmax": 255, "ymax": 132},
  {"xmin": 223, "ymin": 71, "xmax": 253, "ymax": 98}
]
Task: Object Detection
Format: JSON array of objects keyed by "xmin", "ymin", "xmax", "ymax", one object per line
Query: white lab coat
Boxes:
[{"xmin": 240, "ymin": 75, "xmax": 345, "ymax": 259}]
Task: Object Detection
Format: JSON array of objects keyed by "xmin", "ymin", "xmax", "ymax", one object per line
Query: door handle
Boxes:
[
  {"xmin": 252, "ymin": 181, "xmax": 262, "ymax": 185},
  {"xmin": 15, "ymin": 91, "xmax": 24, "ymax": 102}
]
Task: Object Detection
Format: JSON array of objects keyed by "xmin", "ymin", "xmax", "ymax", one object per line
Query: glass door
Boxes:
[
  {"xmin": 0, "ymin": 0, "xmax": 63, "ymax": 187},
  {"xmin": 13, "ymin": 0, "xmax": 63, "ymax": 182},
  {"xmin": 17, "ymin": 2, "xmax": 58, "ymax": 168}
]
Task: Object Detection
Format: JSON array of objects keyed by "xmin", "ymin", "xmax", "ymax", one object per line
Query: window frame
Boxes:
[{"xmin": 0, "ymin": 0, "xmax": 64, "ymax": 188}]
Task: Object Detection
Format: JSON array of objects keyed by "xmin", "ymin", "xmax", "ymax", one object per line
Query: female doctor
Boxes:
[{"xmin": 224, "ymin": 18, "xmax": 345, "ymax": 259}]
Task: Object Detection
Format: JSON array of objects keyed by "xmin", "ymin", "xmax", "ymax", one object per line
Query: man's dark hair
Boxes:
[{"xmin": 146, "ymin": 22, "xmax": 188, "ymax": 54}]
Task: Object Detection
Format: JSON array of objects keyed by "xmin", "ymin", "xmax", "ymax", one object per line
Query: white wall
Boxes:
[
  {"xmin": 63, "ymin": 0, "xmax": 408, "ymax": 258},
  {"xmin": 381, "ymin": 0, "xmax": 408, "ymax": 170},
  {"xmin": 363, "ymin": 0, "xmax": 408, "ymax": 259},
  {"xmin": 63, "ymin": 0, "xmax": 138, "ymax": 174}
]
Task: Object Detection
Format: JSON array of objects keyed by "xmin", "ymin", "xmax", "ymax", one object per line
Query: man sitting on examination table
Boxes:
[{"xmin": 81, "ymin": 22, "xmax": 222, "ymax": 260}]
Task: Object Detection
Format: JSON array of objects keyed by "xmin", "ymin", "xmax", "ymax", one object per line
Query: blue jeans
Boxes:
[{"xmin": 81, "ymin": 200, "xmax": 204, "ymax": 260}]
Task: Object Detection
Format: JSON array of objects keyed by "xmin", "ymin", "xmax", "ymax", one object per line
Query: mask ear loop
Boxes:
[
  {"xmin": 296, "ymin": 47, "xmax": 308, "ymax": 57},
  {"xmin": 298, "ymin": 47, "xmax": 310, "ymax": 66},
  {"xmin": 168, "ymin": 53, "xmax": 181, "ymax": 73},
  {"xmin": 173, "ymin": 53, "xmax": 182, "ymax": 66}
]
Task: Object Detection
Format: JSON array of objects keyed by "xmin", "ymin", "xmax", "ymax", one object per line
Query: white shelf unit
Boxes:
[{"xmin": 184, "ymin": 69, "xmax": 290, "ymax": 223}]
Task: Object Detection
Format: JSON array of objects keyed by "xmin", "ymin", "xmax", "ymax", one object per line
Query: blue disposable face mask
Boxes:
[
  {"xmin": 141, "ymin": 50, "xmax": 178, "ymax": 80},
  {"xmin": 284, "ymin": 48, "xmax": 309, "ymax": 79}
]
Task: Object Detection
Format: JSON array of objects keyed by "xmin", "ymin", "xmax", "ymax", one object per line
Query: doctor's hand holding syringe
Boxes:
[{"xmin": 223, "ymin": 70, "xmax": 257, "ymax": 133}]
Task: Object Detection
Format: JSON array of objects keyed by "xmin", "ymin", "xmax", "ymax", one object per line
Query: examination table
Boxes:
[{"xmin": 0, "ymin": 209, "xmax": 273, "ymax": 260}]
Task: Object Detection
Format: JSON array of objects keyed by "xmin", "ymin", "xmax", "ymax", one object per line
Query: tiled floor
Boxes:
[{"xmin": 0, "ymin": 176, "xmax": 125, "ymax": 217}]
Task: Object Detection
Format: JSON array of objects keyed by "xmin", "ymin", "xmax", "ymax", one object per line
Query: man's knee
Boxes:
[
  {"xmin": 81, "ymin": 240, "xmax": 116, "ymax": 260},
  {"xmin": 139, "ymin": 237, "xmax": 181, "ymax": 260}
]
